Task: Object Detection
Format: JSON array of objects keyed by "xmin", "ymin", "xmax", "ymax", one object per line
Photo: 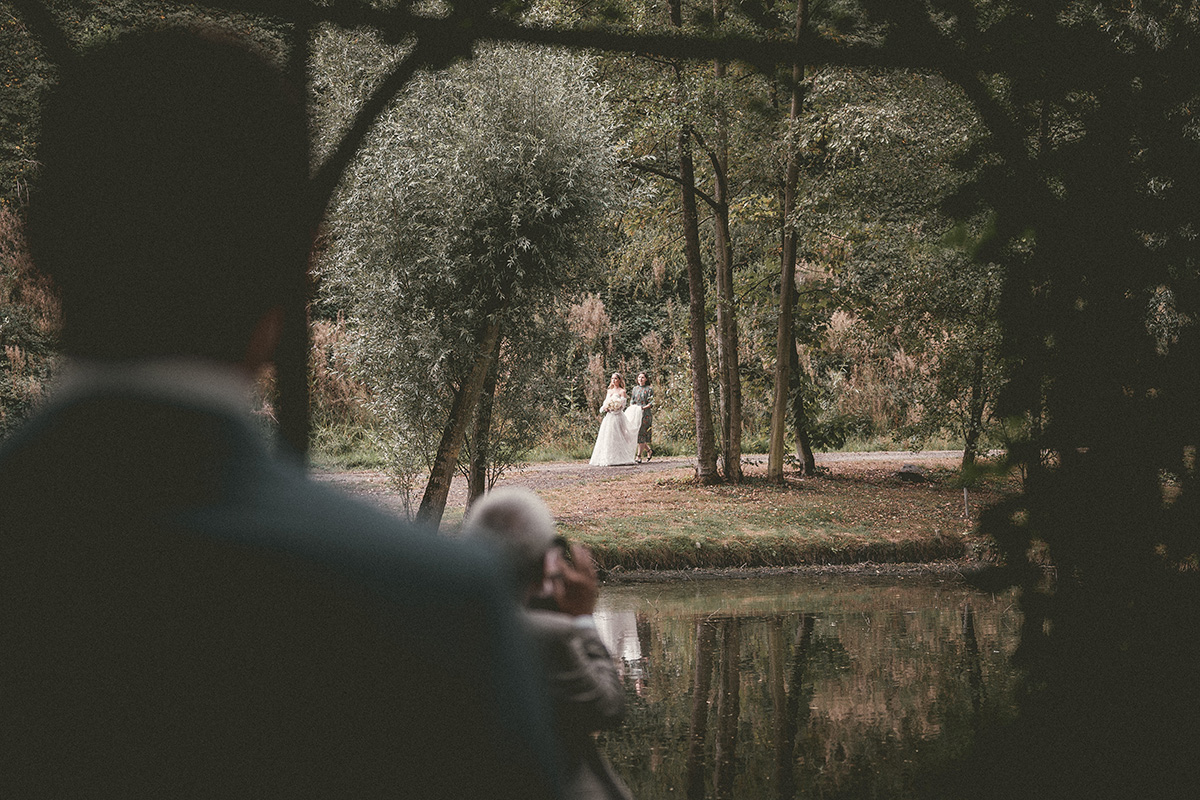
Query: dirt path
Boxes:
[{"xmin": 312, "ymin": 450, "xmax": 965, "ymax": 518}]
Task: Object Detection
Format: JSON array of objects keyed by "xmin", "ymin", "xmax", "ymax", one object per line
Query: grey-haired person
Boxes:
[{"xmin": 465, "ymin": 488, "xmax": 635, "ymax": 800}]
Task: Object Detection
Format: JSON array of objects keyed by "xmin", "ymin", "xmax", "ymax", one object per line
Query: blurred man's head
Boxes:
[
  {"xmin": 463, "ymin": 488, "xmax": 559, "ymax": 600},
  {"xmin": 29, "ymin": 26, "xmax": 310, "ymax": 363}
]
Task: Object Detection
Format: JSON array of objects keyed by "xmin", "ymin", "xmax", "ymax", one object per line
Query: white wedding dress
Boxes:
[{"xmin": 589, "ymin": 390, "xmax": 643, "ymax": 466}]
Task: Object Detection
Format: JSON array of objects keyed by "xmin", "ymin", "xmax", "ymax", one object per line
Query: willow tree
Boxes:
[{"xmin": 318, "ymin": 40, "xmax": 618, "ymax": 525}]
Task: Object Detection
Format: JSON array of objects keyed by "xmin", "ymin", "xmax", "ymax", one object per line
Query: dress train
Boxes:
[{"xmin": 589, "ymin": 403, "xmax": 642, "ymax": 466}]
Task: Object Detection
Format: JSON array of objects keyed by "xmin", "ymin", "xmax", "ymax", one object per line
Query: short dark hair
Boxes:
[{"xmin": 28, "ymin": 26, "xmax": 311, "ymax": 361}]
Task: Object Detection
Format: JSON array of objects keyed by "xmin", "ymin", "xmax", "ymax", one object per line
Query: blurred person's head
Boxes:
[
  {"xmin": 463, "ymin": 487, "xmax": 562, "ymax": 604},
  {"xmin": 28, "ymin": 25, "xmax": 310, "ymax": 365}
]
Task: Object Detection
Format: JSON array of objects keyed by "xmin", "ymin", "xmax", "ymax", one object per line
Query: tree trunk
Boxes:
[
  {"xmin": 466, "ymin": 330, "xmax": 503, "ymax": 509},
  {"xmin": 274, "ymin": 19, "xmax": 311, "ymax": 463},
  {"xmin": 962, "ymin": 350, "xmax": 985, "ymax": 472},
  {"xmin": 711, "ymin": 3, "xmax": 743, "ymax": 483},
  {"xmin": 417, "ymin": 312, "xmax": 504, "ymax": 527},
  {"xmin": 679, "ymin": 126, "xmax": 721, "ymax": 484},
  {"xmin": 713, "ymin": 213, "xmax": 742, "ymax": 483},
  {"xmin": 713, "ymin": 322, "xmax": 728, "ymax": 456},
  {"xmin": 790, "ymin": 342, "xmax": 817, "ymax": 475},
  {"xmin": 277, "ymin": 292, "xmax": 311, "ymax": 463},
  {"xmin": 961, "ymin": 603, "xmax": 984, "ymax": 722},
  {"xmin": 667, "ymin": 0, "xmax": 682, "ymax": 27},
  {"xmin": 667, "ymin": 1, "xmax": 719, "ymax": 484},
  {"xmin": 767, "ymin": 617, "xmax": 789, "ymax": 799},
  {"xmin": 767, "ymin": 0, "xmax": 808, "ymax": 483},
  {"xmin": 962, "ymin": 287, "xmax": 992, "ymax": 473}
]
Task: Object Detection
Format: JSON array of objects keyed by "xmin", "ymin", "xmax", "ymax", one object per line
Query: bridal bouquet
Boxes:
[{"xmin": 601, "ymin": 396, "xmax": 624, "ymax": 414}]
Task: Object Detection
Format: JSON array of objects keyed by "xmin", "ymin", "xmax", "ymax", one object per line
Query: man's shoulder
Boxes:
[
  {"xmin": 191, "ymin": 453, "xmax": 505, "ymax": 599},
  {"xmin": 0, "ymin": 393, "xmax": 499, "ymax": 593}
]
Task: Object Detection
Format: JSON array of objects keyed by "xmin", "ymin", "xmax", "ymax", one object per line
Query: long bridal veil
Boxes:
[{"xmin": 589, "ymin": 403, "xmax": 643, "ymax": 466}]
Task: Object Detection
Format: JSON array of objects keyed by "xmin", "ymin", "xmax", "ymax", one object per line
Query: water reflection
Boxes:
[{"xmin": 593, "ymin": 574, "xmax": 1022, "ymax": 800}]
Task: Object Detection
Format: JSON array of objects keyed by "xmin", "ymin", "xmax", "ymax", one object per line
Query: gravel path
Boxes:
[{"xmin": 312, "ymin": 450, "xmax": 965, "ymax": 517}]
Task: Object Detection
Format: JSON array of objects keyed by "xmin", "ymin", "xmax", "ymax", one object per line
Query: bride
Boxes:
[{"xmin": 589, "ymin": 373, "xmax": 643, "ymax": 467}]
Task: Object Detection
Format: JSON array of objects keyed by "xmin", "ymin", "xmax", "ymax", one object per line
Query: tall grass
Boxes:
[{"xmin": 304, "ymin": 315, "xmax": 387, "ymax": 467}]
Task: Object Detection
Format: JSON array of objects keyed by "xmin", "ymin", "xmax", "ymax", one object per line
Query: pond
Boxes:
[{"xmin": 592, "ymin": 572, "xmax": 1023, "ymax": 800}]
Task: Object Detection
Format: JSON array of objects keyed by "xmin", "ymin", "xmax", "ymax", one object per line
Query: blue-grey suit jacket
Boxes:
[{"xmin": 0, "ymin": 386, "xmax": 560, "ymax": 798}]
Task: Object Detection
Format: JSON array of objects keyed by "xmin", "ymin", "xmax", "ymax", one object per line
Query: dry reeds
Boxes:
[
  {"xmin": 1, "ymin": 208, "xmax": 61, "ymax": 433},
  {"xmin": 309, "ymin": 315, "xmax": 372, "ymax": 428}
]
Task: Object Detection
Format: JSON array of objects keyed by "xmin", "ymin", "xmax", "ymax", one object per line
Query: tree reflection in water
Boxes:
[{"xmin": 593, "ymin": 575, "xmax": 1021, "ymax": 800}]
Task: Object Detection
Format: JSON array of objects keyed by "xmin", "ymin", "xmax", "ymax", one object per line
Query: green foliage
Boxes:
[
  {"xmin": 567, "ymin": 0, "xmax": 999, "ymax": 462},
  {"xmin": 5, "ymin": 0, "xmax": 1196, "ymax": 788},
  {"xmin": 307, "ymin": 421, "xmax": 387, "ymax": 470},
  {"xmin": 883, "ymin": 3, "xmax": 1200, "ymax": 795},
  {"xmin": 786, "ymin": 66, "xmax": 1000, "ymax": 452}
]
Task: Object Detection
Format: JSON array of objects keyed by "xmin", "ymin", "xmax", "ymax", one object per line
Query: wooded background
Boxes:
[{"xmin": 3, "ymin": 4, "xmax": 1199, "ymax": 794}]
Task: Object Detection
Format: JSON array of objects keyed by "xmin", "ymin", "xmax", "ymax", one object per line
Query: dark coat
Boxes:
[
  {"xmin": 526, "ymin": 610, "xmax": 633, "ymax": 800},
  {"xmin": 0, "ymin": 384, "xmax": 560, "ymax": 798}
]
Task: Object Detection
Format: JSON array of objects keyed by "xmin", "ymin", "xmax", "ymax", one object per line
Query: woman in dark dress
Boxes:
[{"xmin": 631, "ymin": 372, "xmax": 653, "ymax": 463}]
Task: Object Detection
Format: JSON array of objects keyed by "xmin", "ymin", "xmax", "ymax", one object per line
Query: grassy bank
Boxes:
[
  {"xmin": 532, "ymin": 460, "xmax": 1007, "ymax": 571},
  {"xmin": 315, "ymin": 453, "xmax": 1011, "ymax": 571}
]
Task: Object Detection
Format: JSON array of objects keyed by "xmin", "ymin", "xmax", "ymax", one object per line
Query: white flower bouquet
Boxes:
[{"xmin": 601, "ymin": 396, "xmax": 624, "ymax": 414}]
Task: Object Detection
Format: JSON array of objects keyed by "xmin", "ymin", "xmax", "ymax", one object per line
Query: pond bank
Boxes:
[
  {"xmin": 600, "ymin": 558, "xmax": 989, "ymax": 584},
  {"xmin": 314, "ymin": 452, "xmax": 1010, "ymax": 572}
]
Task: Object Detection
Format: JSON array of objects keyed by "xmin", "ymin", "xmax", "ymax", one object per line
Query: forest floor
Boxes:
[{"xmin": 314, "ymin": 450, "xmax": 1014, "ymax": 575}]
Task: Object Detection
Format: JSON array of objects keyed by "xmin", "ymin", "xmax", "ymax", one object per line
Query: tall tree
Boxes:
[
  {"xmin": 677, "ymin": 123, "xmax": 721, "ymax": 484},
  {"xmin": 767, "ymin": 0, "xmax": 807, "ymax": 482},
  {"xmin": 667, "ymin": 0, "xmax": 721, "ymax": 483},
  {"xmin": 788, "ymin": 64, "xmax": 994, "ymax": 467},
  {"xmin": 465, "ymin": 332, "xmax": 502, "ymax": 509},
  {"xmin": 709, "ymin": 0, "xmax": 743, "ymax": 482}
]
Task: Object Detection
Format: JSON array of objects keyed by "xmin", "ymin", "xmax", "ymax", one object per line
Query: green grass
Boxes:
[
  {"xmin": 559, "ymin": 505, "xmax": 971, "ymax": 571},
  {"xmin": 308, "ymin": 423, "xmax": 387, "ymax": 470},
  {"xmin": 837, "ymin": 433, "xmax": 965, "ymax": 452},
  {"xmin": 310, "ymin": 420, "xmax": 1004, "ymax": 571},
  {"xmin": 566, "ymin": 522, "xmax": 966, "ymax": 571},
  {"xmin": 525, "ymin": 441, "xmax": 594, "ymax": 462}
]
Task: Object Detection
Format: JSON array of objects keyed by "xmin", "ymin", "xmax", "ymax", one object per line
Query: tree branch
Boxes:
[
  {"xmin": 628, "ymin": 160, "xmax": 719, "ymax": 210},
  {"xmin": 688, "ymin": 127, "xmax": 730, "ymax": 210},
  {"xmin": 627, "ymin": 160, "xmax": 684, "ymax": 188},
  {"xmin": 8, "ymin": 0, "xmax": 76, "ymax": 68},
  {"xmin": 308, "ymin": 31, "xmax": 473, "ymax": 224},
  {"xmin": 206, "ymin": 0, "xmax": 986, "ymax": 85}
]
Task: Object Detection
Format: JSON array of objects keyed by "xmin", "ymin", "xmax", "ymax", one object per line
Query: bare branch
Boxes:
[{"xmin": 627, "ymin": 159, "xmax": 718, "ymax": 211}]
